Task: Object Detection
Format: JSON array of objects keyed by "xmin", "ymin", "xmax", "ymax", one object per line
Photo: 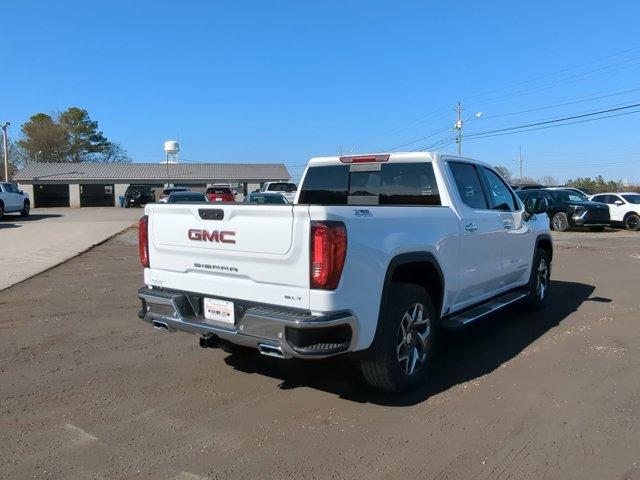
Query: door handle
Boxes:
[
  {"xmin": 465, "ymin": 222, "xmax": 478, "ymax": 232},
  {"xmin": 503, "ymin": 220, "xmax": 515, "ymax": 230}
]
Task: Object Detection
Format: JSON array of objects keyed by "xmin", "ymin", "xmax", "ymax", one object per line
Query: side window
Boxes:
[
  {"xmin": 449, "ymin": 162, "xmax": 488, "ymax": 210},
  {"xmin": 480, "ymin": 167, "xmax": 517, "ymax": 211},
  {"xmin": 379, "ymin": 163, "xmax": 440, "ymax": 205},
  {"xmin": 592, "ymin": 195, "xmax": 606, "ymax": 203},
  {"xmin": 7, "ymin": 183, "xmax": 18, "ymax": 193},
  {"xmin": 611, "ymin": 195, "xmax": 623, "ymax": 204}
]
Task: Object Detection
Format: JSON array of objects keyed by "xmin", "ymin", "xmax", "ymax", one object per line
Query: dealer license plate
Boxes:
[{"xmin": 203, "ymin": 298, "xmax": 235, "ymax": 325}]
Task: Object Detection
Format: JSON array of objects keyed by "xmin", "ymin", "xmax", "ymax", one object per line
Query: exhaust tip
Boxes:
[
  {"xmin": 258, "ymin": 343, "xmax": 285, "ymax": 359},
  {"xmin": 199, "ymin": 335, "xmax": 220, "ymax": 348},
  {"xmin": 152, "ymin": 321, "xmax": 170, "ymax": 331}
]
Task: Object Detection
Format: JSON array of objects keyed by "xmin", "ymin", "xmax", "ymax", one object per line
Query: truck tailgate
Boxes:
[{"xmin": 144, "ymin": 203, "xmax": 311, "ymax": 309}]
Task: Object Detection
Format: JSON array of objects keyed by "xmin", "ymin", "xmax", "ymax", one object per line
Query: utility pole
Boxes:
[
  {"xmin": 454, "ymin": 102, "xmax": 463, "ymax": 155},
  {"xmin": 1, "ymin": 122, "xmax": 10, "ymax": 182},
  {"xmin": 519, "ymin": 146, "xmax": 523, "ymax": 180}
]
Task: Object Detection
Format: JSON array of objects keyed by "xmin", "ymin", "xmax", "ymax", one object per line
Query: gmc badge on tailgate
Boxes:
[{"xmin": 188, "ymin": 229, "xmax": 236, "ymax": 244}]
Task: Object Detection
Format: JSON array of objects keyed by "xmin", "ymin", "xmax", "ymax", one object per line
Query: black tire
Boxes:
[
  {"xmin": 0, "ymin": 202, "xmax": 4, "ymax": 220},
  {"xmin": 124, "ymin": 202, "xmax": 130, "ymax": 208},
  {"xmin": 624, "ymin": 213, "xmax": 640, "ymax": 231},
  {"xmin": 523, "ymin": 248, "xmax": 551, "ymax": 310},
  {"xmin": 20, "ymin": 201, "xmax": 30, "ymax": 217},
  {"xmin": 360, "ymin": 283, "xmax": 437, "ymax": 392},
  {"xmin": 588, "ymin": 226, "xmax": 605, "ymax": 232},
  {"xmin": 551, "ymin": 212, "xmax": 569, "ymax": 231}
]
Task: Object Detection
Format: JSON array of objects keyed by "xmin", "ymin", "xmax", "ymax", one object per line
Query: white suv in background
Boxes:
[
  {"xmin": 0, "ymin": 182, "xmax": 30, "ymax": 219},
  {"xmin": 589, "ymin": 192, "xmax": 640, "ymax": 231}
]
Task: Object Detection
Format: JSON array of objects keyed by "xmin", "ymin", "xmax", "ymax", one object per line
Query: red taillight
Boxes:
[
  {"xmin": 138, "ymin": 215, "xmax": 149, "ymax": 268},
  {"xmin": 339, "ymin": 154, "xmax": 389, "ymax": 163},
  {"xmin": 310, "ymin": 221, "xmax": 347, "ymax": 290}
]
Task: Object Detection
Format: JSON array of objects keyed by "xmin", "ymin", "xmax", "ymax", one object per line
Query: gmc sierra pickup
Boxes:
[{"xmin": 137, "ymin": 152, "xmax": 552, "ymax": 392}]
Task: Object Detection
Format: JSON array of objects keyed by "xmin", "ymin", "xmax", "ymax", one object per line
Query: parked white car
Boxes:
[
  {"xmin": 589, "ymin": 192, "xmax": 640, "ymax": 231},
  {"xmin": 0, "ymin": 182, "xmax": 30, "ymax": 219},
  {"xmin": 136, "ymin": 152, "xmax": 552, "ymax": 392}
]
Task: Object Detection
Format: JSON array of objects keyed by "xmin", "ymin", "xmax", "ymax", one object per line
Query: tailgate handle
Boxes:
[{"xmin": 199, "ymin": 209, "xmax": 224, "ymax": 220}]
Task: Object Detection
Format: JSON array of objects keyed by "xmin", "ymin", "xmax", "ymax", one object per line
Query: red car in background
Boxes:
[{"xmin": 206, "ymin": 184, "xmax": 235, "ymax": 202}]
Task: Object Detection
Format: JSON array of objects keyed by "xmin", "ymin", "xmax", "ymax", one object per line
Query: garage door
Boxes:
[
  {"xmin": 80, "ymin": 184, "xmax": 115, "ymax": 207},
  {"xmin": 34, "ymin": 184, "xmax": 70, "ymax": 208}
]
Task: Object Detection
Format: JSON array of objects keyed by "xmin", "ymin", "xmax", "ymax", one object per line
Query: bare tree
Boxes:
[
  {"xmin": 494, "ymin": 165, "xmax": 512, "ymax": 182},
  {"xmin": 541, "ymin": 175, "xmax": 558, "ymax": 186},
  {"xmin": 98, "ymin": 142, "xmax": 132, "ymax": 163}
]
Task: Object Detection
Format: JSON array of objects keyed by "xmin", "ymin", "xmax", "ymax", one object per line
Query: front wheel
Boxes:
[
  {"xmin": 360, "ymin": 283, "xmax": 436, "ymax": 392},
  {"xmin": 523, "ymin": 248, "xmax": 551, "ymax": 310},
  {"xmin": 20, "ymin": 201, "xmax": 30, "ymax": 217},
  {"xmin": 551, "ymin": 212, "xmax": 569, "ymax": 231},
  {"xmin": 624, "ymin": 213, "xmax": 640, "ymax": 231}
]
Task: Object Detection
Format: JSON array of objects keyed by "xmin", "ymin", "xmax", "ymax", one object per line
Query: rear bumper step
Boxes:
[{"xmin": 138, "ymin": 287, "xmax": 358, "ymax": 359}]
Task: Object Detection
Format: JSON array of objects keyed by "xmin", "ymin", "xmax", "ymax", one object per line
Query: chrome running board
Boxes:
[{"xmin": 441, "ymin": 289, "xmax": 528, "ymax": 330}]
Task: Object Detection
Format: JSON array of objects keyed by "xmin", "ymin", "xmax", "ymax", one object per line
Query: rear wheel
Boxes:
[
  {"xmin": 551, "ymin": 212, "xmax": 569, "ymax": 231},
  {"xmin": 20, "ymin": 201, "xmax": 30, "ymax": 217},
  {"xmin": 360, "ymin": 283, "xmax": 436, "ymax": 392},
  {"xmin": 624, "ymin": 213, "xmax": 640, "ymax": 231},
  {"xmin": 523, "ymin": 248, "xmax": 551, "ymax": 310},
  {"xmin": 0, "ymin": 202, "xmax": 4, "ymax": 220}
]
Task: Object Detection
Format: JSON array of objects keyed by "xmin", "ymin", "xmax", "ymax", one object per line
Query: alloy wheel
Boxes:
[
  {"xmin": 536, "ymin": 258, "xmax": 549, "ymax": 300},
  {"xmin": 396, "ymin": 303, "xmax": 431, "ymax": 376}
]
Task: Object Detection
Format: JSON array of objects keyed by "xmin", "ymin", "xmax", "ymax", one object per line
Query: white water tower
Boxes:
[{"xmin": 163, "ymin": 140, "xmax": 180, "ymax": 164}]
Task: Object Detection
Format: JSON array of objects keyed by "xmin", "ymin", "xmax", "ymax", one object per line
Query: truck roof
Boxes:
[{"xmin": 306, "ymin": 151, "xmax": 492, "ymax": 169}]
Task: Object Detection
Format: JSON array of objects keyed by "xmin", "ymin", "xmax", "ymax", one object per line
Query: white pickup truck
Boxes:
[
  {"xmin": 0, "ymin": 182, "xmax": 30, "ymax": 219},
  {"xmin": 137, "ymin": 152, "xmax": 552, "ymax": 391}
]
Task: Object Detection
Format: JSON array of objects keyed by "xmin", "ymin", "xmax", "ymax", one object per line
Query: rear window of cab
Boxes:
[{"xmin": 298, "ymin": 163, "xmax": 441, "ymax": 206}]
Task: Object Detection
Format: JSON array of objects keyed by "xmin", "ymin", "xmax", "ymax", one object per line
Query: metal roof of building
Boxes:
[{"xmin": 14, "ymin": 162, "xmax": 291, "ymax": 182}]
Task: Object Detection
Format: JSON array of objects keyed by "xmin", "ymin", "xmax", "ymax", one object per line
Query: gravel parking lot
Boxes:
[
  {"xmin": 0, "ymin": 208, "xmax": 140, "ymax": 291},
  {"xmin": 1, "ymin": 228, "xmax": 639, "ymax": 479}
]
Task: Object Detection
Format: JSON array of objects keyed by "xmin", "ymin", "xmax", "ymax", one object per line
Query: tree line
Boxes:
[
  {"xmin": 7, "ymin": 107, "xmax": 130, "ymax": 176},
  {"xmin": 494, "ymin": 165, "xmax": 639, "ymax": 193}
]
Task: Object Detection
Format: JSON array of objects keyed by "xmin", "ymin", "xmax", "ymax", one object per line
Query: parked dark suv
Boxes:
[
  {"xmin": 124, "ymin": 185, "xmax": 155, "ymax": 207},
  {"xmin": 517, "ymin": 189, "xmax": 610, "ymax": 231}
]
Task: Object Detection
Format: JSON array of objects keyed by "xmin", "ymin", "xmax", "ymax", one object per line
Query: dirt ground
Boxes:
[{"xmin": 1, "ymin": 228, "xmax": 640, "ymax": 480}]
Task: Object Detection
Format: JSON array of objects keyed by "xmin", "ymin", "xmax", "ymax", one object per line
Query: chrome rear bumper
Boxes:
[{"xmin": 137, "ymin": 287, "xmax": 357, "ymax": 359}]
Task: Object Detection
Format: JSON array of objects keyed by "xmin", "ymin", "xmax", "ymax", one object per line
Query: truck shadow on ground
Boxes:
[
  {"xmin": 224, "ymin": 280, "xmax": 597, "ymax": 406},
  {"xmin": 0, "ymin": 213, "xmax": 63, "ymax": 227}
]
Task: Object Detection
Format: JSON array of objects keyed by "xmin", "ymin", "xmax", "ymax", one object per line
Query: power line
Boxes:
[
  {"xmin": 465, "ymin": 102, "xmax": 640, "ymax": 138},
  {"xmin": 462, "ymin": 45, "xmax": 640, "ymax": 104},
  {"xmin": 484, "ymin": 85, "xmax": 640, "ymax": 120}
]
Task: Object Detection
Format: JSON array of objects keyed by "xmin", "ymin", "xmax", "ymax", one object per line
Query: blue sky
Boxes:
[{"xmin": 3, "ymin": 0, "xmax": 640, "ymax": 183}]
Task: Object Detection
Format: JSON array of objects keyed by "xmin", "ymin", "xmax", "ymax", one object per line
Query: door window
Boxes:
[
  {"xmin": 449, "ymin": 162, "xmax": 488, "ymax": 210},
  {"xmin": 480, "ymin": 167, "xmax": 517, "ymax": 211}
]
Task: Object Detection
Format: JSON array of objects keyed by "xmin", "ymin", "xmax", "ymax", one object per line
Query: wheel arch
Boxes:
[
  {"xmin": 380, "ymin": 252, "xmax": 445, "ymax": 320},
  {"xmin": 535, "ymin": 233, "xmax": 553, "ymax": 262}
]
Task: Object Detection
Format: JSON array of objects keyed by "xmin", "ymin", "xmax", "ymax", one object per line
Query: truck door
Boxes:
[
  {"xmin": 478, "ymin": 167, "xmax": 532, "ymax": 289},
  {"xmin": 447, "ymin": 161, "xmax": 504, "ymax": 308}
]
